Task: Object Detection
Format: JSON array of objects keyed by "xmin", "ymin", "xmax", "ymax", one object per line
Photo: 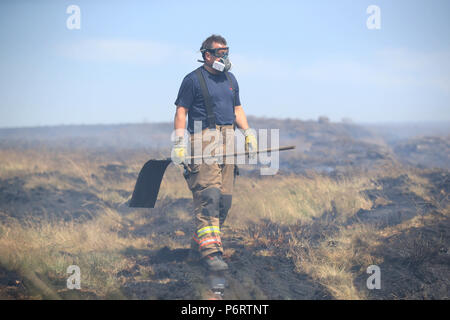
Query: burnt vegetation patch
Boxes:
[{"xmin": 0, "ymin": 118, "xmax": 448, "ymax": 299}]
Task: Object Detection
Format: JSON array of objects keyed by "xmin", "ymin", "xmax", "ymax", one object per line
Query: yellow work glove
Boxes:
[
  {"xmin": 244, "ymin": 128, "xmax": 257, "ymax": 160},
  {"xmin": 171, "ymin": 136, "xmax": 186, "ymax": 165}
]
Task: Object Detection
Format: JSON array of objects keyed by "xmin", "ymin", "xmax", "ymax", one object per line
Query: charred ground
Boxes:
[{"xmin": 0, "ymin": 117, "xmax": 448, "ymax": 299}]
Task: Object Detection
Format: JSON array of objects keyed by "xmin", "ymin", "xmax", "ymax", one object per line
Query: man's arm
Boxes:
[
  {"xmin": 174, "ymin": 105, "xmax": 188, "ymax": 137},
  {"xmin": 235, "ymin": 105, "xmax": 257, "ymax": 155},
  {"xmin": 234, "ymin": 105, "xmax": 249, "ymax": 131},
  {"xmin": 172, "ymin": 105, "xmax": 188, "ymax": 164}
]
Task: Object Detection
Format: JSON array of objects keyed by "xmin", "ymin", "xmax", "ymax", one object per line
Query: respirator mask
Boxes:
[{"xmin": 198, "ymin": 47, "xmax": 232, "ymax": 72}]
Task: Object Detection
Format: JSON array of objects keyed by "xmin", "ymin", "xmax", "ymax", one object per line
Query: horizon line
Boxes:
[{"xmin": 1, "ymin": 116, "xmax": 450, "ymax": 130}]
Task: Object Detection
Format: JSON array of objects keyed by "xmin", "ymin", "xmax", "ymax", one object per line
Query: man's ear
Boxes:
[{"xmin": 204, "ymin": 50, "xmax": 210, "ymax": 61}]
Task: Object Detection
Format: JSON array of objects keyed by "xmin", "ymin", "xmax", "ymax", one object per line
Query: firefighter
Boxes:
[{"xmin": 172, "ymin": 34, "xmax": 257, "ymax": 271}]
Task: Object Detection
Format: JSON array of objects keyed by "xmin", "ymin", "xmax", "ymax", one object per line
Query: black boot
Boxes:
[{"xmin": 203, "ymin": 252, "xmax": 228, "ymax": 271}]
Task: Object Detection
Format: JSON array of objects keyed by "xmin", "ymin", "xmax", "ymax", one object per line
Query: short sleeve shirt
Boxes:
[{"xmin": 174, "ymin": 66, "xmax": 241, "ymax": 134}]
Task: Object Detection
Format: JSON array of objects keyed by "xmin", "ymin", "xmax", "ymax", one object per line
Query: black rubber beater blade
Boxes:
[{"xmin": 129, "ymin": 158, "xmax": 172, "ymax": 208}]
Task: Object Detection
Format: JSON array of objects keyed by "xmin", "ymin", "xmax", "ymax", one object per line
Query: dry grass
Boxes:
[
  {"xmin": 0, "ymin": 206, "xmax": 149, "ymax": 299},
  {"xmin": 0, "ymin": 147, "xmax": 448, "ymax": 299},
  {"xmin": 288, "ymin": 223, "xmax": 383, "ymax": 300},
  {"xmin": 0, "ymin": 147, "xmax": 197, "ymax": 299},
  {"xmin": 228, "ymin": 171, "xmax": 374, "ymax": 226}
]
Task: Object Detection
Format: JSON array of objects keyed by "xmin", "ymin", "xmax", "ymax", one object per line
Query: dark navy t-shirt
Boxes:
[{"xmin": 174, "ymin": 66, "xmax": 241, "ymax": 134}]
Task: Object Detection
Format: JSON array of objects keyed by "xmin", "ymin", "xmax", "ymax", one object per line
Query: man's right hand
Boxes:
[{"xmin": 171, "ymin": 136, "xmax": 186, "ymax": 164}]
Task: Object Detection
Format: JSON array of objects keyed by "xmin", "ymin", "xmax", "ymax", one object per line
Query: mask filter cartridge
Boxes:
[{"xmin": 212, "ymin": 57, "xmax": 232, "ymax": 72}]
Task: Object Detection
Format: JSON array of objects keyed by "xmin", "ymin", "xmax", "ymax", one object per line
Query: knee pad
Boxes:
[{"xmin": 199, "ymin": 187, "xmax": 221, "ymax": 217}]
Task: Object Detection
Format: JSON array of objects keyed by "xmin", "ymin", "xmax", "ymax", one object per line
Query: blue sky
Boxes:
[{"xmin": 0, "ymin": 0, "xmax": 449, "ymax": 127}]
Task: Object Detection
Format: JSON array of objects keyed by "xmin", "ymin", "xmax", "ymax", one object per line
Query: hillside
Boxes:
[{"xmin": 0, "ymin": 117, "xmax": 448, "ymax": 300}]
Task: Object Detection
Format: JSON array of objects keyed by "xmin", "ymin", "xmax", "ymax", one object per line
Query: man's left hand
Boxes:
[{"xmin": 244, "ymin": 128, "xmax": 257, "ymax": 160}]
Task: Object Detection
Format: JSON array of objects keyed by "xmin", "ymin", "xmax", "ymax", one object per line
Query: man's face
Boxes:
[{"xmin": 205, "ymin": 42, "xmax": 229, "ymax": 66}]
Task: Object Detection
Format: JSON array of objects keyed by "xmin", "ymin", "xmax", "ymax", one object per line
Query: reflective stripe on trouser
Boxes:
[
  {"xmin": 193, "ymin": 226, "xmax": 222, "ymax": 250},
  {"xmin": 184, "ymin": 124, "xmax": 237, "ymax": 258}
]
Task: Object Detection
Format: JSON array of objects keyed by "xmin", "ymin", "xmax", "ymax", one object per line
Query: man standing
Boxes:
[{"xmin": 172, "ymin": 35, "xmax": 257, "ymax": 271}]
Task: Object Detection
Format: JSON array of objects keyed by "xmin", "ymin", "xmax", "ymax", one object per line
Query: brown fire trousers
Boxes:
[{"xmin": 183, "ymin": 124, "xmax": 238, "ymax": 258}]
